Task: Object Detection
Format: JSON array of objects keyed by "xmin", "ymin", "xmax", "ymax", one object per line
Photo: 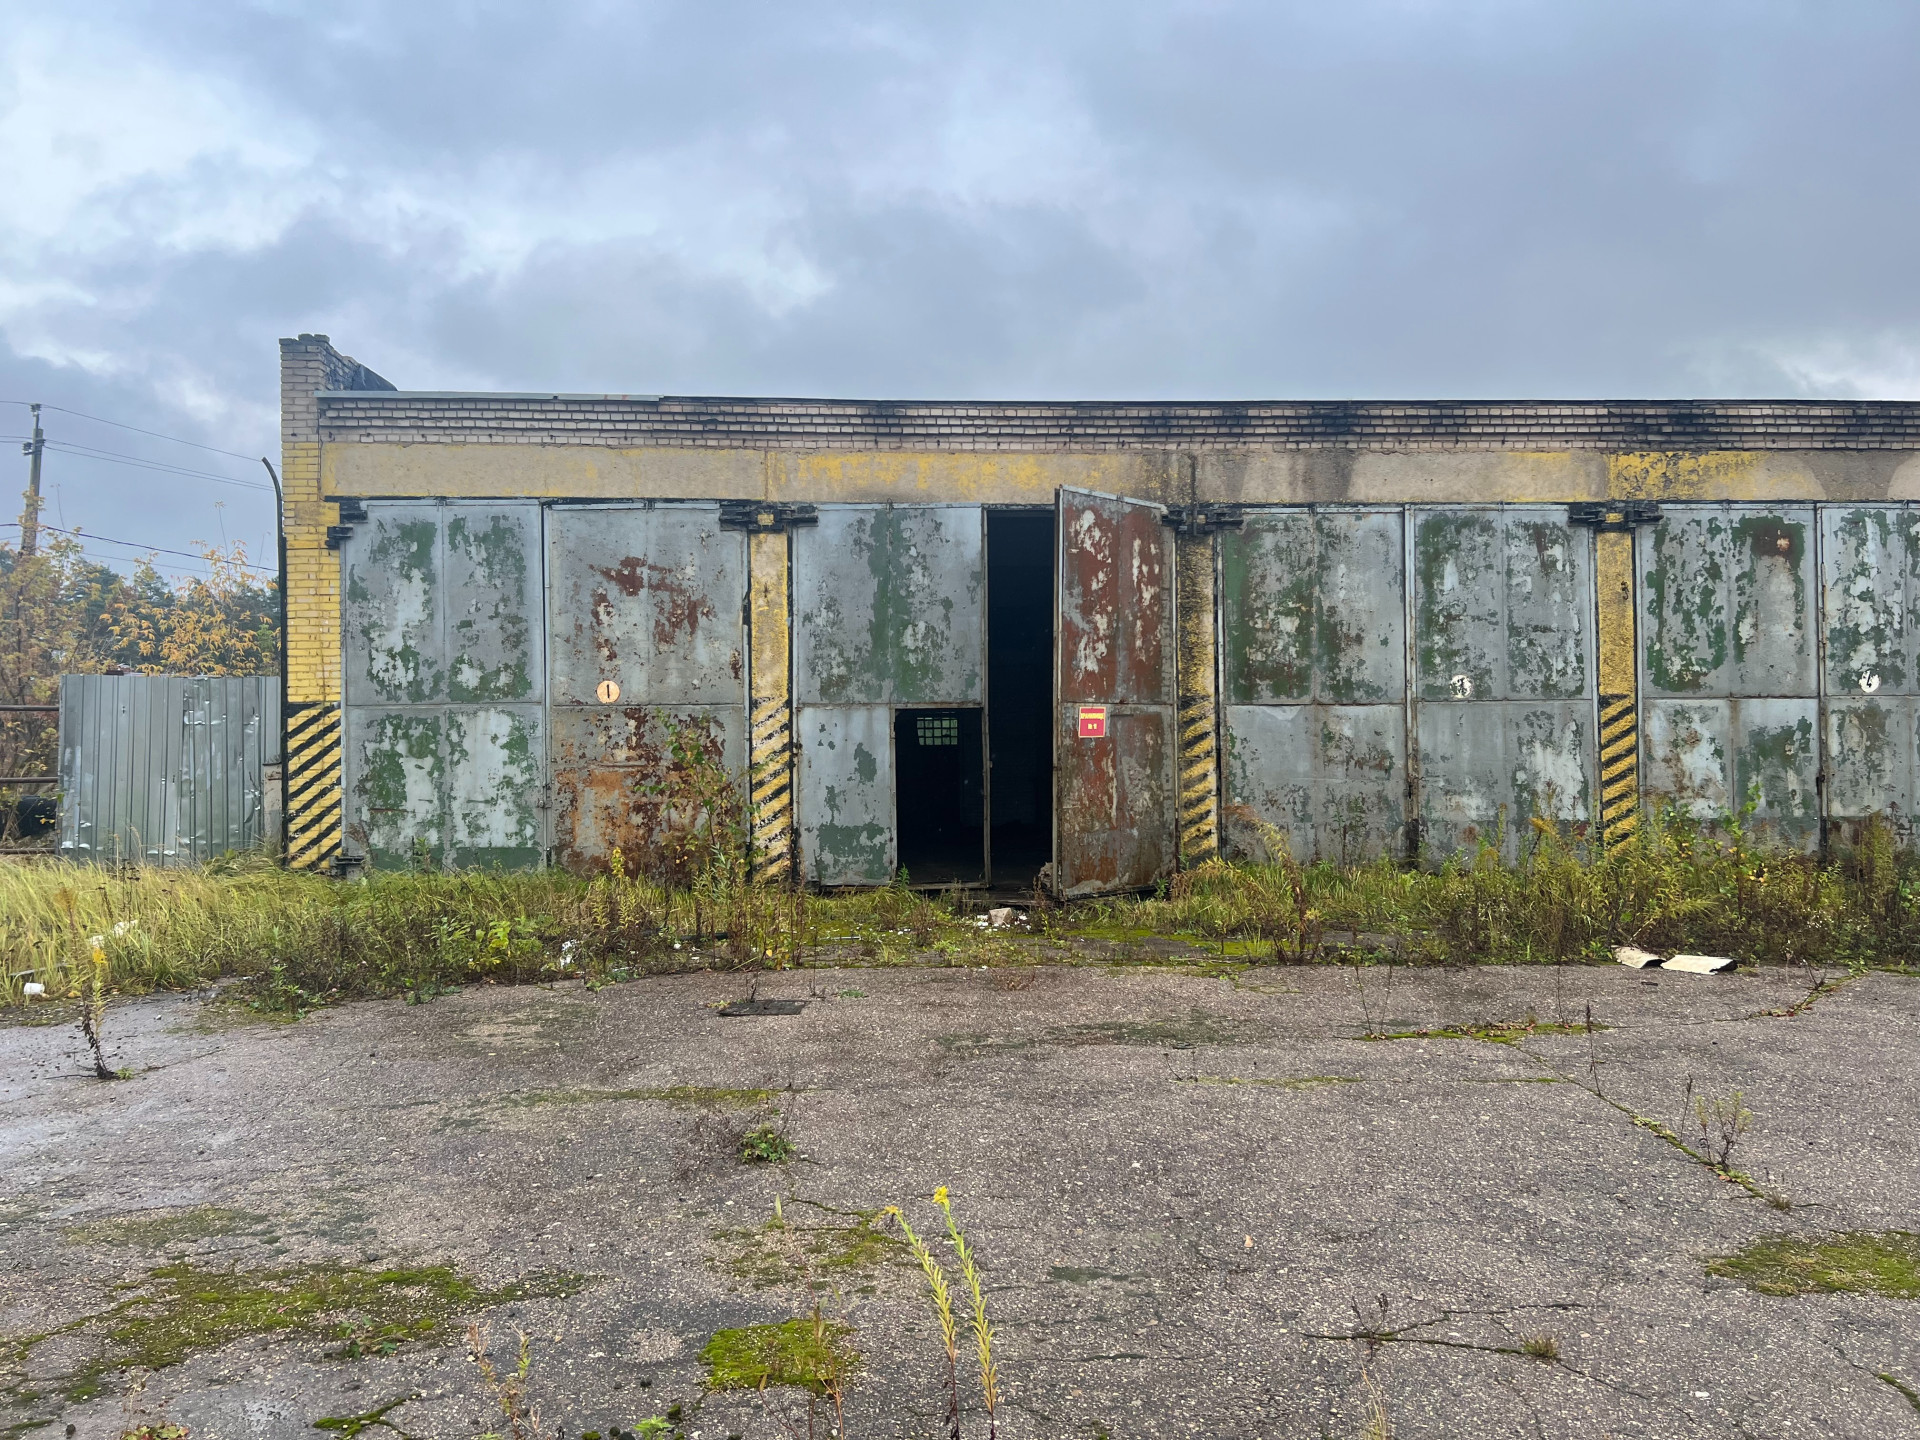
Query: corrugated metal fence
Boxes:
[{"xmin": 58, "ymin": 675, "xmax": 281, "ymax": 865}]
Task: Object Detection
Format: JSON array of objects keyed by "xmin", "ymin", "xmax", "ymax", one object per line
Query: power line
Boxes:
[
  {"xmin": 0, "ymin": 399, "xmax": 263, "ymax": 463},
  {"xmin": 41, "ymin": 441, "xmax": 273, "ymax": 492},
  {"xmin": 1, "ymin": 521, "xmax": 276, "ymax": 576},
  {"xmin": 1, "ymin": 431, "xmax": 273, "ymax": 491}
]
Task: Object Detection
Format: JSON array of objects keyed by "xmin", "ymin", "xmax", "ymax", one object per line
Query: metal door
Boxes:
[
  {"xmin": 1053, "ymin": 487, "xmax": 1177, "ymax": 896},
  {"xmin": 341, "ymin": 501, "xmax": 546, "ymax": 869},
  {"xmin": 792, "ymin": 505, "xmax": 984, "ymax": 884},
  {"xmin": 1820, "ymin": 505, "xmax": 1920, "ymax": 843},
  {"xmin": 1639, "ymin": 505, "xmax": 1818, "ymax": 848},
  {"xmin": 1219, "ymin": 508, "xmax": 1407, "ymax": 863},
  {"xmin": 545, "ymin": 504, "xmax": 747, "ymax": 871},
  {"xmin": 1412, "ymin": 506, "xmax": 1597, "ymax": 857}
]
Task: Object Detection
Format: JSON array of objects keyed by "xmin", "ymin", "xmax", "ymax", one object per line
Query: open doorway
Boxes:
[
  {"xmin": 986, "ymin": 509, "xmax": 1055, "ymax": 887},
  {"xmin": 894, "ymin": 708, "xmax": 984, "ymax": 884}
]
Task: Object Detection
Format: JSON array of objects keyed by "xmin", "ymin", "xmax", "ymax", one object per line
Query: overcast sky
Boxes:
[{"xmin": 4, "ymin": 0, "xmax": 1919, "ymax": 574}]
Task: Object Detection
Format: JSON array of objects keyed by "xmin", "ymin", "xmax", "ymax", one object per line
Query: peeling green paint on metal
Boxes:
[
  {"xmin": 447, "ymin": 512, "xmax": 536, "ymax": 702},
  {"xmin": 1643, "ymin": 701, "xmax": 1729, "ymax": 818},
  {"xmin": 1733, "ymin": 713, "xmax": 1817, "ymax": 821},
  {"xmin": 354, "ymin": 710, "xmax": 444, "ymax": 868},
  {"xmin": 1223, "ymin": 704, "xmax": 1404, "ymax": 863},
  {"xmin": 1222, "ymin": 510, "xmax": 1402, "ymax": 705},
  {"xmin": 814, "ymin": 822, "xmax": 889, "ymax": 881},
  {"xmin": 1822, "ymin": 507, "xmax": 1911, "ymax": 695},
  {"xmin": 1828, "ymin": 698, "xmax": 1916, "ymax": 823},
  {"xmin": 1317, "ymin": 512, "xmax": 1403, "ymax": 702},
  {"xmin": 1504, "ymin": 520, "xmax": 1587, "ymax": 699},
  {"xmin": 1220, "ymin": 514, "xmax": 1313, "ymax": 702},
  {"xmin": 349, "ymin": 516, "xmax": 441, "ymax": 704},
  {"xmin": 797, "ymin": 705, "xmax": 894, "ymax": 884},
  {"xmin": 1508, "ymin": 708, "xmax": 1593, "ymax": 827},
  {"xmin": 446, "ymin": 708, "xmax": 544, "ymax": 868},
  {"xmin": 1644, "ymin": 511, "xmax": 1728, "ymax": 694},
  {"xmin": 796, "ymin": 507, "xmax": 983, "ymax": 706},
  {"xmin": 1729, "ymin": 513, "xmax": 1809, "ymax": 682},
  {"xmin": 1414, "ymin": 510, "xmax": 1501, "ymax": 701}
]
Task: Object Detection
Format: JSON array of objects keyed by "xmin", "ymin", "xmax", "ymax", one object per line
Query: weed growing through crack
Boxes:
[
  {"xmin": 1519, "ymin": 1332, "xmax": 1560, "ymax": 1362},
  {"xmin": 935, "ymin": 1187, "xmax": 1001, "ymax": 1440},
  {"xmin": 466, "ymin": 1320, "xmax": 544, "ymax": 1440},
  {"xmin": 739, "ymin": 1122, "xmax": 797, "ymax": 1165},
  {"xmin": 864, "ymin": 1189, "xmax": 1005, "ymax": 1440},
  {"xmin": 887, "ymin": 1205, "xmax": 962, "ymax": 1440},
  {"xmin": 1682, "ymin": 1078, "xmax": 1753, "ymax": 1172},
  {"xmin": 77, "ymin": 933, "xmax": 125, "ymax": 1079},
  {"xmin": 1359, "ymin": 1370, "xmax": 1392, "ymax": 1440}
]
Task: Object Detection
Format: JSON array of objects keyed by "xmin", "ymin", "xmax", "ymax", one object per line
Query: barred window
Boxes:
[{"xmin": 916, "ymin": 713, "xmax": 959, "ymax": 746}]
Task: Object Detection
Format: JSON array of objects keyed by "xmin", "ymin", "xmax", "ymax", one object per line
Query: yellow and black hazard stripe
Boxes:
[
  {"xmin": 1174, "ymin": 528, "xmax": 1221, "ymax": 867},
  {"xmin": 749, "ymin": 693, "xmax": 793, "ymax": 884},
  {"xmin": 746, "ymin": 528, "xmax": 796, "ymax": 885},
  {"xmin": 284, "ymin": 702, "xmax": 342, "ymax": 871},
  {"xmin": 1178, "ymin": 693, "xmax": 1219, "ymax": 866},
  {"xmin": 1599, "ymin": 693, "xmax": 1639, "ymax": 846}
]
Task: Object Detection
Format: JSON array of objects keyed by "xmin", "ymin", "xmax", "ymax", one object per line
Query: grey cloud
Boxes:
[{"xmin": 7, "ymin": 0, "xmax": 1920, "ymax": 564}]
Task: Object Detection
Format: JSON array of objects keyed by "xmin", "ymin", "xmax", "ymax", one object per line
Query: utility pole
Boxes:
[{"xmin": 19, "ymin": 403, "xmax": 43, "ymax": 557}]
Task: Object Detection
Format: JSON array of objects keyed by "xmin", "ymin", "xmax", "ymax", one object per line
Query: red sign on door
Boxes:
[{"xmin": 1077, "ymin": 705, "xmax": 1108, "ymax": 738}]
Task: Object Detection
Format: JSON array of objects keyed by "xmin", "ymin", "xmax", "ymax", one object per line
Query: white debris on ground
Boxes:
[
  {"xmin": 1663, "ymin": 953, "xmax": 1738, "ymax": 974},
  {"xmin": 987, "ymin": 907, "xmax": 1019, "ymax": 928},
  {"xmin": 1613, "ymin": 945, "xmax": 1737, "ymax": 974}
]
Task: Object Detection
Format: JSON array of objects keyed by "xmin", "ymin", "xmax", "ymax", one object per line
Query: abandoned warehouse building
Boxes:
[{"xmin": 279, "ymin": 333, "xmax": 1920, "ymax": 896}]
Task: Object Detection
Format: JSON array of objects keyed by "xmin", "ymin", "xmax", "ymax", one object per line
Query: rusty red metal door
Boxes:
[{"xmin": 1053, "ymin": 487, "xmax": 1178, "ymax": 896}]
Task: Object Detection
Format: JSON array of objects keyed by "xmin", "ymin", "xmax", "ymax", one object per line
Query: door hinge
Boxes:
[
  {"xmin": 1162, "ymin": 504, "xmax": 1246, "ymax": 534},
  {"xmin": 719, "ymin": 501, "xmax": 820, "ymax": 533},
  {"xmin": 324, "ymin": 525, "xmax": 354, "ymax": 550},
  {"xmin": 1567, "ymin": 500, "xmax": 1661, "ymax": 531}
]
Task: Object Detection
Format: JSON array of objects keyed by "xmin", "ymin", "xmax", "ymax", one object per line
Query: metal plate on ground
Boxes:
[{"xmin": 719, "ymin": 997, "xmax": 807, "ymax": 1017}]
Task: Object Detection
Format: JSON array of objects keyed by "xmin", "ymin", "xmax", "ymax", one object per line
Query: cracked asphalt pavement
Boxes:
[{"xmin": 2, "ymin": 960, "xmax": 1917, "ymax": 1439}]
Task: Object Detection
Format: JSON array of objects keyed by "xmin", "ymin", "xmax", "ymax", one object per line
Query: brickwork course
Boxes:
[{"xmin": 318, "ymin": 391, "xmax": 1920, "ymax": 451}]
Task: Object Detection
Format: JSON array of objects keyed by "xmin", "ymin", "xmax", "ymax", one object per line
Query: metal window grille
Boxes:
[{"xmin": 916, "ymin": 713, "xmax": 959, "ymax": 746}]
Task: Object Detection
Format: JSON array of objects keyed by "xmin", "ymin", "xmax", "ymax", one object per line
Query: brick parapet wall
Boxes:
[{"xmin": 316, "ymin": 395, "xmax": 1920, "ymax": 451}]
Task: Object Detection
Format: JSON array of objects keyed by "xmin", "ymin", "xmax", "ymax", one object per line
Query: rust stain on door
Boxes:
[{"xmin": 1054, "ymin": 488, "xmax": 1176, "ymax": 896}]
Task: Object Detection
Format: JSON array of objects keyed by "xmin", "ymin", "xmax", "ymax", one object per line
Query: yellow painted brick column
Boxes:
[
  {"xmin": 748, "ymin": 528, "xmax": 795, "ymax": 884},
  {"xmin": 279, "ymin": 336, "xmax": 357, "ymax": 870},
  {"xmin": 1175, "ymin": 528, "xmax": 1220, "ymax": 867}
]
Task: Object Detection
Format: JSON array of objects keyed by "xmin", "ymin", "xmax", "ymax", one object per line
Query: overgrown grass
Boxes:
[
  {"xmin": 1081, "ymin": 809, "xmax": 1920, "ymax": 971},
  {"xmin": 4, "ymin": 808, "xmax": 1917, "ymax": 1009}
]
